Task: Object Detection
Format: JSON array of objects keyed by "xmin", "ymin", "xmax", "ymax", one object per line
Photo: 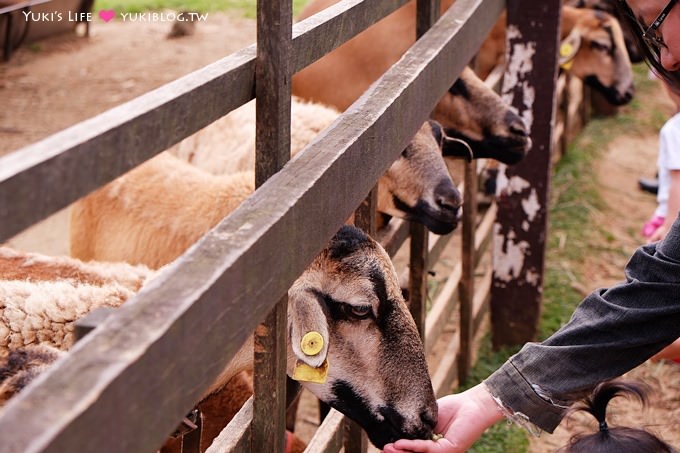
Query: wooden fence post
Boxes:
[
  {"xmin": 408, "ymin": 0, "xmax": 441, "ymax": 341},
  {"xmin": 458, "ymin": 160, "xmax": 477, "ymax": 382},
  {"xmin": 253, "ymin": 1, "xmax": 292, "ymax": 452},
  {"xmin": 490, "ymin": 0, "xmax": 560, "ymax": 347}
]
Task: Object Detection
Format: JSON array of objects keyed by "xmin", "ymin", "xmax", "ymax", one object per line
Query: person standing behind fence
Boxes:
[
  {"xmin": 642, "ymin": 80, "xmax": 680, "ymax": 241},
  {"xmin": 382, "ymin": 0, "xmax": 680, "ymax": 451}
]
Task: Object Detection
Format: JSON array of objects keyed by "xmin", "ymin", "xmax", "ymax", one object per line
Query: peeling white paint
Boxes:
[
  {"xmin": 520, "ymin": 80, "xmax": 535, "ymax": 131},
  {"xmin": 490, "ymin": 25, "xmax": 549, "ymax": 290},
  {"xmin": 501, "ymin": 26, "xmax": 537, "ymax": 132},
  {"xmin": 512, "ymin": 42, "xmax": 536, "ymax": 74},
  {"xmin": 526, "ymin": 269, "xmax": 541, "ymax": 286},
  {"xmin": 493, "ymin": 225, "xmax": 530, "ymax": 282},
  {"xmin": 506, "ymin": 175, "xmax": 530, "ymax": 196},
  {"xmin": 495, "ymin": 167, "xmax": 530, "ymax": 198},
  {"xmin": 502, "ymin": 41, "xmax": 536, "ymax": 91},
  {"xmin": 495, "ymin": 163, "xmax": 509, "ymax": 197},
  {"xmin": 495, "ymin": 171, "xmax": 541, "ymax": 226},
  {"xmin": 522, "ymin": 188, "xmax": 541, "ymax": 221}
]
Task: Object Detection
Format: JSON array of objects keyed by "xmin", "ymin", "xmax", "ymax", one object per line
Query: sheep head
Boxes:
[
  {"xmin": 287, "ymin": 225, "xmax": 437, "ymax": 448},
  {"xmin": 433, "ymin": 67, "xmax": 531, "ymax": 165},
  {"xmin": 561, "ymin": 6, "xmax": 634, "ymax": 106},
  {"xmin": 377, "ymin": 121, "xmax": 462, "ymax": 235}
]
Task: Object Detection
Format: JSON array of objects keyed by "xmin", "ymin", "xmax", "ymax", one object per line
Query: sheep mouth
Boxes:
[
  {"xmin": 443, "ymin": 129, "xmax": 531, "ymax": 165},
  {"xmin": 392, "ymin": 197, "xmax": 459, "ymax": 235},
  {"xmin": 327, "ymin": 381, "xmax": 435, "ymax": 449},
  {"xmin": 583, "ymin": 75, "xmax": 634, "ymax": 106},
  {"xmin": 418, "ymin": 214, "xmax": 458, "ymax": 235}
]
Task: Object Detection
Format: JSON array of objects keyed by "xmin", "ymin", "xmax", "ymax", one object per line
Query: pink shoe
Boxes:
[{"xmin": 642, "ymin": 215, "xmax": 665, "ymax": 238}]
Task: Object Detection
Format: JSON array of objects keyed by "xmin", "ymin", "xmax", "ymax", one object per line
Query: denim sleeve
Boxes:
[{"xmin": 484, "ymin": 214, "xmax": 680, "ymax": 433}]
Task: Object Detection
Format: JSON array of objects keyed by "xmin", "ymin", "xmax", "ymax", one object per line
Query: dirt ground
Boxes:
[
  {"xmin": 1, "ymin": 11, "xmax": 258, "ymax": 255},
  {"xmin": 1, "ymin": 12, "xmax": 678, "ymax": 452}
]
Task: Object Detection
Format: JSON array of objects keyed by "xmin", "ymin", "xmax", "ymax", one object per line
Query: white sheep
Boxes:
[
  {"xmin": 166, "ymin": 97, "xmax": 462, "ymax": 234},
  {"xmin": 0, "ymin": 249, "xmax": 280, "ymax": 447},
  {"xmin": 169, "ymin": 96, "xmax": 340, "ymax": 176},
  {"xmin": 70, "ymin": 154, "xmax": 254, "ymax": 269},
  {"xmin": 0, "ymin": 246, "xmax": 155, "ymax": 351}
]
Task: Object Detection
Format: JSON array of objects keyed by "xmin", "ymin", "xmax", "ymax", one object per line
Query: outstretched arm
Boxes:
[
  {"xmin": 386, "ymin": 215, "xmax": 680, "ymax": 451},
  {"xmin": 382, "ymin": 384, "xmax": 503, "ymax": 453}
]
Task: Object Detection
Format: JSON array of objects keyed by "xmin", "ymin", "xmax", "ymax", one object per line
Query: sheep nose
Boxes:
[
  {"xmin": 409, "ymin": 407, "xmax": 437, "ymax": 440},
  {"xmin": 619, "ymin": 86, "xmax": 634, "ymax": 104},
  {"xmin": 434, "ymin": 179, "xmax": 462, "ymax": 212},
  {"xmin": 505, "ymin": 111, "xmax": 529, "ymax": 137},
  {"xmin": 420, "ymin": 408, "xmax": 437, "ymax": 431}
]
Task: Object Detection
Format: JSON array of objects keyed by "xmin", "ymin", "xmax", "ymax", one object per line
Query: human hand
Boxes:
[{"xmin": 382, "ymin": 383, "xmax": 504, "ymax": 453}]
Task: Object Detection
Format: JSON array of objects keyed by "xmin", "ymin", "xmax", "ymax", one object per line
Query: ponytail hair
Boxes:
[{"xmin": 558, "ymin": 380, "xmax": 676, "ymax": 453}]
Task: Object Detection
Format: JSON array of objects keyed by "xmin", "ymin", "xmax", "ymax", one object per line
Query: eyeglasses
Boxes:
[{"xmin": 642, "ymin": 0, "xmax": 678, "ymax": 51}]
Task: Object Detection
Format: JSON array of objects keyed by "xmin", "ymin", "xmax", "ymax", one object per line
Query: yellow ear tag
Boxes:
[
  {"xmin": 559, "ymin": 42, "xmax": 575, "ymax": 70},
  {"xmin": 292, "ymin": 358, "xmax": 329, "ymax": 384},
  {"xmin": 300, "ymin": 331, "xmax": 324, "ymax": 356},
  {"xmin": 560, "ymin": 42, "xmax": 574, "ymax": 58}
]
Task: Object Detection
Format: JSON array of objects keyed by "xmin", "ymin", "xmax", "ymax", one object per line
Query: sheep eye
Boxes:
[
  {"xmin": 590, "ymin": 40, "xmax": 611, "ymax": 52},
  {"xmin": 345, "ymin": 304, "xmax": 372, "ymax": 320}
]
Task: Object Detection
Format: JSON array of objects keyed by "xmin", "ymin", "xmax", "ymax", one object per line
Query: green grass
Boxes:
[
  {"xmin": 542, "ymin": 64, "xmax": 667, "ymax": 337},
  {"xmin": 462, "ymin": 63, "xmax": 668, "ymax": 452},
  {"xmin": 451, "ymin": 335, "xmax": 527, "ymax": 452},
  {"xmin": 461, "ymin": 336, "xmax": 528, "ymax": 452},
  {"xmin": 94, "ymin": 0, "xmax": 308, "ymax": 16}
]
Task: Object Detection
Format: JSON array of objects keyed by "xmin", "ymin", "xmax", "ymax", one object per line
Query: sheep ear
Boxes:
[
  {"xmin": 441, "ymin": 135, "xmax": 474, "ymax": 161},
  {"xmin": 288, "ymin": 288, "xmax": 330, "ymax": 383},
  {"xmin": 559, "ymin": 28, "xmax": 582, "ymax": 69},
  {"xmin": 427, "ymin": 120, "xmax": 444, "ymax": 147}
]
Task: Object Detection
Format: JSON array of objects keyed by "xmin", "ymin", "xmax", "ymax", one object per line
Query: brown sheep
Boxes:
[
  {"xmin": 70, "ymin": 155, "xmax": 254, "ymax": 268},
  {"xmin": 167, "ymin": 99, "xmax": 462, "ymax": 234},
  {"xmin": 6, "ymin": 225, "xmax": 439, "ymax": 448},
  {"xmin": 292, "ymin": 0, "xmax": 532, "ymax": 164},
  {"xmin": 70, "ymin": 124, "xmax": 462, "ymax": 272},
  {"xmin": 0, "ymin": 347, "xmax": 307, "ymax": 453},
  {"xmin": 0, "ymin": 344, "xmax": 64, "ymax": 406},
  {"xmin": 563, "ymin": 0, "xmax": 644, "ymax": 63},
  {"xmin": 475, "ymin": 5, "xmax": 634, "ymax": 106}
]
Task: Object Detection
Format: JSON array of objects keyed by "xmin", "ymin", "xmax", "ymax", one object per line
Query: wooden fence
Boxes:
[{"xmin": 0, "ymin": 0, "xmax": 563, "ymax": 451}]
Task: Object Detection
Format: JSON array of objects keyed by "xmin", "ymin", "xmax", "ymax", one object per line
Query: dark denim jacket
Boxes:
[{"xmin": 485, "ymin": 215, "xmax": 680, "ymax": 433}]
